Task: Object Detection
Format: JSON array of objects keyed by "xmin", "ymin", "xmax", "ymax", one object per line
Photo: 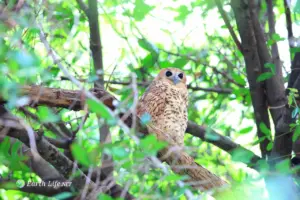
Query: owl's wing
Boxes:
[{"xmin": 137, "ymin": 80, "xmax": 167, "ymax": 118}]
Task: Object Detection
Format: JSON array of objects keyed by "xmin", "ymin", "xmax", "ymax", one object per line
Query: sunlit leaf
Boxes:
[
  {"xmin": 87, "ymin": 99, "xmax": 114, "ymax": 122},
  {"xmin": 133, "ymin": 0, "xmax": 154, "ymax": 21},
  {"xmin": 232, "ymin": 73, "xmax": 246, "ymax": 86},
  {"xmin": 174, "ymin": 5, "xmax": 191, "ymax": 21},
  {"xmin": 173, "ymin": 58, "xmax": 189, "ymax": 68},
  {"xmin": 37, "ymin": 106, "xmax": 59, "ymax": 123},
  {"xmin": 239, "ymin": 126, "xmax": 253, "ymax": 134},
  {"xmin": 71, "ymin": 143, "xmax": 90, "ymax": 167},
  {"xmin": 140, "ymin": 135, "xmax": 167, "ymax": 155}
]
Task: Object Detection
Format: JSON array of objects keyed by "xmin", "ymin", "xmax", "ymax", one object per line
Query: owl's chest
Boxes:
[{"xmin": 161, "ymin": 88, "xmax": 187, "ymax": 121}]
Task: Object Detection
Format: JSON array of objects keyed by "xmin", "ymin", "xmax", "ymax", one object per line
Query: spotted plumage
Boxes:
[{"xmin": 137, "ymin": 68, "xmax": 188, "ymax": 146}]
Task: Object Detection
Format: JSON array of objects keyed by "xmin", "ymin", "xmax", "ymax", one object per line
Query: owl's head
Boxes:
[{"xmin": 156, "ymin": 68, "xmax": 187, "ymax": 88}]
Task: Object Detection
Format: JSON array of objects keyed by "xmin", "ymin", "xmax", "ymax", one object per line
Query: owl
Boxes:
[{"xmin": 137, "ymin": 68, "xmax": 188, "ymax": 146}]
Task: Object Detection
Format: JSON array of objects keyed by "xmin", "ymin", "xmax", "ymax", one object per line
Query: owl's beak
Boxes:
[{"xmin": 172, "ymin": 75, "xmax": 180, "ymax": 85}]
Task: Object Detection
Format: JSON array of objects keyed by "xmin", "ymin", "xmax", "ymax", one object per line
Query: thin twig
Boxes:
[{"xmin": 215, "ymin": 0, "xmax": 243, "ymax": 53}]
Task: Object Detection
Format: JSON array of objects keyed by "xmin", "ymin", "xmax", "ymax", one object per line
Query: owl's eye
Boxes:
[
  {"xmin": 165, "ymin": 71, "xmax": 172, "ymax": 77},
  {"xmin": 178, "ymin": 73, "xmax": 183, "ymax": 79}
]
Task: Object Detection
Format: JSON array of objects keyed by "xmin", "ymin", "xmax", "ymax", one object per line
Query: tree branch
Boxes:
[
  {"xmin": 76, "ymin": 0, "xmax": 89, "ymax": 17},
  {"xmin": 215, "ymin": 0, "xmax": 243, "ymax": 53},
  {"xmin": 283, "ymin": 0, "xmax": 294, "ymax": 49},
  {"xmin": 231, "ymin": 0, "xmax": 272, "ymax": 158},
  {"xmin": 248, "ymin": 0, "xmax": 290, "ymax": 159}
]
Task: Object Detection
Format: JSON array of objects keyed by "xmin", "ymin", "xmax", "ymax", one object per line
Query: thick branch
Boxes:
[
  {"xmin": 187, "ymin": 121, "xmax": 261, "ymax": 166},
  {"xmin": 248, "ymin": 0, "xmax": 290, "ymax": 159},
  {"xmin": 231, "ymin": 0, "xmax": 272, "ymax": 158}
]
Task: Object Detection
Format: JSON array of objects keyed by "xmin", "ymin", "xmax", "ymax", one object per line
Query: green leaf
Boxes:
[
  {"xmin": 230, "ymin": 147, "xmax": 255, "ymax": 164},
  {"xmin": 133, "ymin": 0, "xmax": 154, "ymax": 21},
  {"xmin": 291, "ymin": 47, "xmax": 300, "ymax": 53},
  {"xmin": 0, "ymin": 137, "xmax": 11, "ymax": 157},
  {"xmin": 141, "ymin": 53, "xmax": 157, "ymax": 68},
  {"xmin": 264, "ymin": 63, "xmax": 275, "ymax": 74},
  {"xmin": 174, "ymin": 5, "xmax": 191, "ymax": 21},
  {"xmin": 71, "ymin": 143, "xmax": 90, "ymax": 167},
  {"xmin": 110, "ymin": 145, "xmax": 129, "ymax": 161},
  {"xmin": 275, "ymin": 159, "xmax": 290, "ymax": 174},
  {"xmin": 50, "ymin": 67, "xmax": 60, "ymax": 77},
  {"xmin": 138, "ymin": 39, "xmax": 158, "ymax": 55},
  {"xmin": 266, "ymin": 142, "xmax": 273, "ymax": 151},
  {"xmin": 37, "ymin": 106, "xmax": 59, "ymax": 123},
  {"xmin": 173, "ymin": 58, "xmax": 189, "ymax": 68},
  {"xmin": 288, "ymin": 88, "xmax": 298, "ymax": 93},
  {"xmin": 87, "ymin": 99, "xmax": 114, "ymax": 122},
  {"xmin": 11, "ymin": 141, "xmax": 22, "ymax": 157},
  {"xmin": 271, "ymin": 33, "xmax": 285, "ymax": 42},
  {"xmin": 239, "ymin": 126, "xmax": 253, "ymax": 134},
  {"xmin": 232, "ymin": 73, "xmax": 246, "ymax": 86},
  {"xmin": 259, "ymin": 123, "xmax": 271, "ymax": 136},
  {"xmin": 292, "ymin": 107, "xmax": 299, "ymax": 118},
  {"xmin": 256, "ymin": 72, "xmax": 274, "ymax": 82},
  {"xmin": 140, "ymin": 135, "xmax": 167, "ymax": 155},
  {"xmin": 252, "ymin": 136, "xmax": 266, "ymax": 146},
  {"xmin": 293, "ymin": 126, "xmax": 300, "ymax": 142},
  {"xmin": 98, "ymin": 194, "xmax": 114, "ymax": 200},
  {"xmin": 164, "ymin": 174, "xmax": 184, "ymax": 182}
]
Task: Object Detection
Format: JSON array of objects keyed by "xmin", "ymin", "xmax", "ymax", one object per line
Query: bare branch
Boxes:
[
  {"xmin": 215, "ymin": 0, "xmax": 243, "ymax": 53},
  {"xmin": 76, "ymin": 0, "xmax": 89, "ymax": 17},
  {"xmin": 283, "ymin": 0, "xmax": 294, "ymax": 48}
]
